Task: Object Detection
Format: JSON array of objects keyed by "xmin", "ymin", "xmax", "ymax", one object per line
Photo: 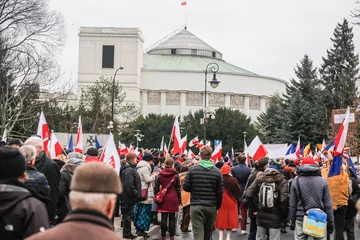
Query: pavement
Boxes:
[{"xmin": 115, "ymin": 217, "xmax": 360, "ymax": 240}]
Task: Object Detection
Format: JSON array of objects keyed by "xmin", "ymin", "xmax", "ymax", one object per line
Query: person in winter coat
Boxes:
[
  {"xmin": 25, "ymin": 136, "xmax": 60, "ymax": 222},
  {"xmin": 179, "ymin": 165, "xmax": 191, "ymax": 232},
  {"xmin": 231, "ymin": 154, "xmax": 252, "ymax": 234},
  {"xmin": 20, "ymin": 145, "xmax": 50, "ymax": 198},
  {"xmin": 56, "ymin": 157, "xmax": 84, "ymax": 224},
  {"xmin": 151, "ymin": 157, "xmax": 162, "ymax": 225},
  {"xmin": 245, "ymin": 157, "xmax": 269, "ymax": 240},
  {"xmin": 0, "ymin": 147, "xmax": 49, "ymax": 239},
  {"xmin": 85, "ymin": 147, "xmax": 99, "ymax": 163},
  {"xmin": 120, "ymin": 152, "xmax": 142, "ymax": 239},
  {"xmin": 154, "ymin": 157, "xmax": 181, "ymax": 240},
  {"xmin": 215, "ymin": 165, "xmax": 241, "ymax": 240},
  {"xmin": 26, "ymin": 162, "xmax": 122, "ymax": 240},
  {"xmin": 289, "ymin": 157, "xmax": 334, "ymax": 240},
  {"xmin": 344, "ymin": 169, "xmax": 360, "ymax": 240},
  {"xmin": 183, "ymin": 145, "xmax": 224, "ymax": 240},
  {"xmin": 246, "ymin": 168, "xmax": 289, "ymax": 240},
  {"xmin": 134, "ymin": 152, "xmax": 158, "ymax": 237}
]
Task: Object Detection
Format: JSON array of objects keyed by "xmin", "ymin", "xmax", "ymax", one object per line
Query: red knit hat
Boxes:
[
  {"xmin": 301, "ymin": 157, "xmax": 315, "ymax": 165},
  {"xmin": 220, "ymin": 165, "xmax": 231, "ymax": 175}
]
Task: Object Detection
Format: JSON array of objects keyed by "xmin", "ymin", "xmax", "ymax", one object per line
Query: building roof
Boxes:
[{"xmin": 143, "ymin": 54, "xmax": 257, "ymax": 76}]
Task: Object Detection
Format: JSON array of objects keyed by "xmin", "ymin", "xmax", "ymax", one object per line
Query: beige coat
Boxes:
[
  {"xmin": 136, "ymin": 160, "xmax": 156, "ymax": 205},
  {"xmin": 180, "ymin": 172, "xmax": 190, "ymax": 207}
]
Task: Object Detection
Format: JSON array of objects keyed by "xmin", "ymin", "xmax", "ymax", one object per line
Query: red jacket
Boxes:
[
  {"xmin": 85, "ymin": 156, "xmax": 99, "ymax": 163},
  {"xmin": 154, "ymin": 168, "xmax": 181, "ymax": 212}
]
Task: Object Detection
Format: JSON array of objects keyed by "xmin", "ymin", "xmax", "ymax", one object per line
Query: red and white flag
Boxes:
[
  {"xmin": 37, "ymin": 111, "xmax": 51, "ymax": 152},
  {"xmin": 160, "ymin": 136, "xmax": 164, "ymax": 151},
  {"xmin": 197, "ymin": 140, "xmax": 204, "ymax": 149},
  {"xmin": 129, "ymin": 144, "xmax": 135, "ymax": 153},
  {"xmin": 189, "ymin": 136, "xmax": 199, "ymax": 147},
  {"xmin": 247, "ymin": 136, "xmax": 267, "ymax": 161},
  {"xmin": 244, "ymin": 139, "xmax": 251, "ymax": 167},
  {"xmin": 118, "ymin": 141, "xmax": 129, "ymax": 156},
  {"xmin": 188, "ymin": 149, "xmax": 195, "ymax": 159},
  {"xmin": 75, "ymin": 116, "xmax": 83, "ymax": 153},
  {"xmin": 184, "ymin": 149, "xmax": 188, "ymax": 155},
  {"xmin": 181, "ymin": 135, "xmax": 187, "ymax": 154},
  {"xmin": 211, "ymin": 141, "xmax": 222, "ymax": 162},
  {"xmin": 134, "ymin": 147, "xmax": 140, "ymax": 156},
  {"xmin": 171, "ymin": 116, "xmax": 182, "ymax": 155},
  {"xmin": 181, "ymin": 1, "xmax": 186, "ymax": 6},
  {"xmin": 163, "ymin": 143, "xmax": 169, "ymax": 156},
  {"xmin": 206, "ymin": 141, "xmax": 211, "ymax": 146},
  {"xmin": 50, "ymin": 131, "xmax": 64, "ymax": 159},
  {"xmin": 295, "ymin": 137, "xmax": 301, "ymax": 159},
  {"xmin": 99, "ymin": 133, "xmax": 121, "ymax": 174}
]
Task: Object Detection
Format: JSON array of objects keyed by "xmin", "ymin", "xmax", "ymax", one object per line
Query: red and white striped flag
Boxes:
[
  {"xmin": 197, "ymin": 140, "xmax": 204, "ymax": 149},
  {"xmin": 171, "ymin": 117, "xmax": 182, "ymax": 155},
  {"xmin": 189, "ymin": 136, "xmax": 199, "ymax": 147},
  {"xmin": 181, "ymin": 1, "xmax": 186, "ymax": 6},
  {"xmin": 99, "ymin": 133, "xmax": 121, "ymax": 174},
  {"xmin": 50, "ymin": 131, "xmax": 64, "ymax": 159},
  {"xmin": 247, "ymin": 136, "xmax": 267, "ymax": 161},
  {"xmin": 181, "ymin": 135, "xmax": 187, "ymax": 154},
  {"xmin": 75, "ymin": 116, "xmax": 83, "ymax": 153},
  {"xmin": 37, "ymin": 111, "xmax": 50, "ymax": 152},
  {"xmin": 118, "ymin": 141, "xmax": 129, "ymax": 156},
  {"xmin": 211, "ymin": 141, "xmax": 222, "ymax": 162}
]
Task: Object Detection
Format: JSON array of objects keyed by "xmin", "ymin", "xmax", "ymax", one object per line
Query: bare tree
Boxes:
[
  {"xmin": 0, "ymin": 0, "xmax": 67, "ymax": 137},
  {"xmin": 352, "ymin": 0, "xmax": 360, "ymax": 25}
]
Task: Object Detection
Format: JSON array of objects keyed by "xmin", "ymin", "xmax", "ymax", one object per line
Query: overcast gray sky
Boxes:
[{"xmin": 50, "ymin": 0, "xmax": 360, "ymax": 85}]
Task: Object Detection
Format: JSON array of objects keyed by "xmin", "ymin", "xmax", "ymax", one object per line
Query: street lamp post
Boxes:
[
  {"xmin": 134, "ymin": 130, "xmax": 144, "ymax": 148},
  {"xmin": 243, "ymin": 131, "xmax": 247, "ymax": 151},
  {"xmin": 111, "ymin": 66, "xmax": 124, "ymax": 122},
  {"xmin": 203, "ymin": 63, "xmax": 220, "ymax": 143}
]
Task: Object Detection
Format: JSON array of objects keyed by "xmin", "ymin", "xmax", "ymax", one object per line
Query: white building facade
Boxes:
[{"xmin": 78, "ymin": 27, "xmax": 287, "ymax": 120}]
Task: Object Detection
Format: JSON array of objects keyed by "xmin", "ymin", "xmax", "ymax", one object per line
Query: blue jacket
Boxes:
[
  {"xmin": 25, "ymin": 165, "xmax": 50, "ymax": 198},
  {"xmin": 231, "ymin": 163, "xmax": 251, "ymax": 192}
]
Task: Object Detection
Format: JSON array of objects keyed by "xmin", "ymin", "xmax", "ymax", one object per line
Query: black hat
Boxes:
[
  {"xmin": 142, "ymin": 153, "xmax": 154, "ymax": 161},
  {"xmin": 85, "ymin": 147, "xmax": 98, "ymax": 157},
  {"xmin": 7, "ymin": 138, "xmax": 23, "ymax": 147},
  {"xmin": 0, "ymin": 147, "xmax": 26, "ymax": 180}
]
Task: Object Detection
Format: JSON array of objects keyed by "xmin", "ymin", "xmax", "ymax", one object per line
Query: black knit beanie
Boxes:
[{"xmin": 0, "ymin": 147, "xmax": 26, "ymax": 180}]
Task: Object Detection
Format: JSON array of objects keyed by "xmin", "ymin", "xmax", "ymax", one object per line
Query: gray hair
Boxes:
[
  {"xmin": 68, "ymin": 157, "xmax": 85, "ymax": 166},
  {"xmin": 24, "ymin": 136, "xmax": 43, "ymax": 148},
  {"xmin": 68, "ymin": 152, "xmax": 83, "ymax": 160},
  {"xmin": 19, "ymin": 145, "xmax": 37, "ymax": 163},
  {"xmin": 69, "ymin": 191, "xmax": 116, "ymax": 210}
]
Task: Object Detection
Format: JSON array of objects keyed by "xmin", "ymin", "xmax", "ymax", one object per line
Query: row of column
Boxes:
[{"xmin": 141, "ymin": 90, "xmax": 267, "ymax": 116}]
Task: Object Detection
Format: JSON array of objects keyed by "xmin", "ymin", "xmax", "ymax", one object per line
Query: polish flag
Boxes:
[
  {"xmin": 184, "ymin": 149, "xmax": 188, "ymax": 155},
  {"xmin": 181, "ymin": 135, "xmax": 187, "ymax": 153},
  {"xmin": 211, "ymin": 141, "xmax": 222, "ymax": 162},
  {"xmin": 134, "ymin": 147, "xmax": 140, "ymax": 156},
  {"xmin": 244, "ymin": 140, "xmax": 251, "ymax": 167},
  {"xmin": 181, "ymin": 1, "xmax": 186, "ymax": 6},
  {"xmin": 189, "ymin": 136, "xmax": 199, "ymax": 147},
  {"xmin": 160, "ymin": 136, "xmax": 164, "ymax": 151},
  {"xmin": 206, "ymin": 141, "xmax": 211, "ymax": 146},
  {"xmin": 75, "ymin": 116, "xmax": 83, "ymax": 153},
  {"xmin": 50, "ymin": 131, "xmax": 64, "ymax": 159},
  {"xmin": 118, "ymin": 142, "xmax": 129, "ymax": 156},
  {"xmin": 129, "ymin": 144, "xmax": 135, "ymax": 153},
  {"xmin": 197, "ymin": 140, "xmax": 204, "ymax": 149},
  {"xmin": 247, "ymin": 136, "xmax": 268, "ymax": 161},
  {"xmin": 295, "ymin": 137, "xmax": 301, "ymax": 159},
  {"xmin": 37, "ymin": 111, "xmax": 51, "ymax": 152},
  {"xmin": 99, "ymin": 133, "xmax": 121, "ymax": 174},
  {"xmin": 171, "ymin": 116, "xmax": 182, "ymax": 155},
  {"xmin": 163, "ymin": 143, "xmax": 169, "ymax": 156},
  {"xmin": 188, "ymin": 149, "xmax": 195, "ymax": 159}
]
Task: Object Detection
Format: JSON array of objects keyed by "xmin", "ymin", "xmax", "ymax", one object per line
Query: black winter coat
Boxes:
[
  {"xmin": 35, "ymin": 151, "xmax": 60, "ymax": 221},
  {"xmin": 120, "ymin": 163, "xmax": 142, "ymax": 204},
  {"xmin": 0, "ymin": 180, "xmax": 49, "ymax": 240},
  {"xmin": 25, "ymin": 165, "xmax": 50, "ymax": 198},
  {"xmin": 183, "ymin": 163, "xmax": 223, "ymax": 210},
  {"xmin": 246, "ymin": 168, "xmax": 289, "ymax": 229}
]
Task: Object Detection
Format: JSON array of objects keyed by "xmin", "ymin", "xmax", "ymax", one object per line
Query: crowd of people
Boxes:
[{"xmin": 1, "ymin": 136, "xmax": 360, "ymax": 240}]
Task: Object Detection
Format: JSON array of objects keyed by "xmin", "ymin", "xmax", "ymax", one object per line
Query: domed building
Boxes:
[{"xmin": 77, "ymin": 27, "xmax": 286, "ymax": 120}]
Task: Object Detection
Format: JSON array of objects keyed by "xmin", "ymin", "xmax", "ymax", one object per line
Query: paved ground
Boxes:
[{"xmin": 115, "ymin": 217, "xmax": 360, "ymax": 240}]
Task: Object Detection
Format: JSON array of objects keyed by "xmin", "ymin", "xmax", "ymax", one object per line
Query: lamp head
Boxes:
[{"xmin": 209, "ymin": 73, "xmax": 220, "ymax": 89}]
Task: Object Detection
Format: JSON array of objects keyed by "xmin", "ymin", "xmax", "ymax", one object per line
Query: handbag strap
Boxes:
[
  {"xmin": 165, "ymin": 175, "xmax": 177, "ymax": 190},
  {"xmin": 296, "ymin": 177, "xmax": 306, "ymax": 214}
]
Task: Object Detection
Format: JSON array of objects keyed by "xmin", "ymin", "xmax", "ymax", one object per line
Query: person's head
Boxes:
[
  {"xmin": 301, "ymin": 157, "xmax": 316, "ymax": 166},
  {"xmin": 200, "ymin": 146, "xmax": 212, "ymax": 160},
  {"xmin": 68, "ymin": 152, "xmax": 83, "ymax": 160},
  {"xmin": 24, "ymin": 136, "xmax": 43, "ymax": 156},
  {"xmin": 7, "ymin": 138, "xmax": 23, "ymax": 148},
  {"xmin": 19, "ymin": 145, "xmax": 37, "ymax": 166},
  {"xmin": 85, "ymin": 147, "xmax": 98, "ymax": 158},
  {"xmin": 0, "ymin": 147, "xmax": 27, "ymax": 182},
  {"xmin": 142, "ymin": 152, "xmax": 154, "ymax": 165},
  {"xmin": 237, "ymin": 154, "xmax": 246, "ymax": 164},
  {"xmin": 70, "ymin": 162, "xmax": 122, "ymax": 220},
  {"xmin": 153, "ymin": 157, "xmax": 160, "ymax": 166},
  {"xmin": 125, "ymin": 152, "xmax": 137, "ymax": 165},
  {"xmin": 223, "ymin": 156, "xmax": 229, "ymax": 162},
  {"xmin": 180, "ymin": 165, "xmax": 189, "ymax": 173},
  {"xmin": 164, "ymin": 157, "xmax": 174, "ymax": 168},
  {"xmin": 254, "ymin": 157, "xmax": 269, "ymax": 170},
  {"xmin": 216, "ymin": 161, "xmax": 224, "ymax": 169},
  {"xmin": 270, "ymin": 158, "xmax": 281, "ymax": 167},
  {"xmin": 220, "ymin": 165, "xmax": 231, "ymax": 176}
]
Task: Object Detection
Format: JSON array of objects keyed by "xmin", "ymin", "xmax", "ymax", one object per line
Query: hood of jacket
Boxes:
[
  {"xmin": 61, "ymin": 163, "xmax": 78, "ymax": 174},
  {"xmin": 159, "ymin": 168, "xmax": 178, "ymax": 178},
  {"xmin": 136, "ymin": 160, "xmax": 151, "ymax": 172},
  {"xmin": 199, "ymin": 159, "xmax": 215, "ymax": 169},
  {"xmin": 257, "ymin": 168, "xmax": 284, "ymax": 183},
  {"xmin": 179, "ymin": 172, "xmax": 187, "ymax": 178},
  {"xmin": 120, "ymin": 162, "xmax": 136, "ymax": 173},
  {"xmin": 297, "ymin": 165, "xmax": 321, "ymax": 176}
]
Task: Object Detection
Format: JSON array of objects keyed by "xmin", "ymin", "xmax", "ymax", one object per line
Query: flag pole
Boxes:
[{"xmin": 167, "ymin": 135, "xmax": 172, "ymax": 155}]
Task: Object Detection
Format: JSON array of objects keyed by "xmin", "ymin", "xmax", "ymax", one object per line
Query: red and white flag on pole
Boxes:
[
  {"xmin": 197, "ymin": 140, "xmax": 204, "ymax": 149},
  {"xmin": 163, "ymin": 143, "xmax": 169, "ymax": 156},
  {"xmin": 181, "ymin": 135, "xmax": 187, "ymax": 154},
  {"xmin": 244, "ymin": 139, "xmax": 251, "ymax": 167},
  {"xmin": 37, "ymin": 111, "xmax": 51, "ymax": 152},
  {"xmin": 189, "ymin": 136, "xmax": 199, "ymax": 147},
  {"xmin": 211, "ymin": 141, "xmax": 222, "ymax": 162},
  {"xmin": 75, "ymin": 116, "xmax": 83, "ymax": 153},
  {"xmin": 295, "ymin": 137, "xmax": 301, "ymax": 159},
  {"xmin": 171, "ymin": 116, "xmax": 182, "ymax": 155},
  {"xmin": 99, "ymin": 133, "xmax": 121, "ymax": 174},
  {"xmin": 129, "ymin": 144, "xmax": 135, "ymax": 153},
  {"xmin": 206, "ymin": 141, "xmax": 211, "ymax": 146},
  {"xmin": 181, "ymin": 1, "xmax": 186, "ymax": 6},
  {"xmin": 134, "ymin": 147, "xmax": 140, "ymax": 156},
  {"xmin": 50, "ymin": 131, "xmax": 64, "ymax": 159},
  {"xmin": 118, "ymin": 141, "xmax": 129, "ymax": 156},
  {"xmin": 247, "ymin": 136, "xmax": 267, "ymax": 161},
  {"xmin": 188, "ymin": 149, "xmax": 195, "ymax": 159},
  {"xmin": 160, "ymin": 136, "xmax": 164, "ymax": 151}
]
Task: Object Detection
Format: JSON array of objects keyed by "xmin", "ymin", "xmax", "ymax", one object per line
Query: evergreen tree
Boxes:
[{"xmin": 320, "ymin": 18, "xmax": 359, "ymax": 115}]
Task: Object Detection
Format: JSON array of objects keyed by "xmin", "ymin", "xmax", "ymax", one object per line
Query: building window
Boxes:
[
  {"xmin": 191, "ymin": 49, "xmax": 197, "ymax": 55},
  {"xmin": 171, "ymin": 48, "xmax": 176, "ymax": 55},
  {"xmin": 102, "ymin": 45, "xmax": 114, "ymax": 68},
  {"xmin": 212, "ymin": 51, "xmax": 216, "ymax": 58}
]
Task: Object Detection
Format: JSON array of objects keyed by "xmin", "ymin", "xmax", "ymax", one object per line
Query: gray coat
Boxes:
[
  {"xmin": 136, "ymin": 160, "xmax": 156, "ymax": 205},
  {"xmin": 289, "ymin": 165, "xmax": 334, "ymax": 222}
]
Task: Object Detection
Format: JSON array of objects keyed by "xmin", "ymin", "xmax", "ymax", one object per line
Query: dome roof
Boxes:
[{"xmin": 147, "ymin": 28, "xmax": 222, "ymax": 59}]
